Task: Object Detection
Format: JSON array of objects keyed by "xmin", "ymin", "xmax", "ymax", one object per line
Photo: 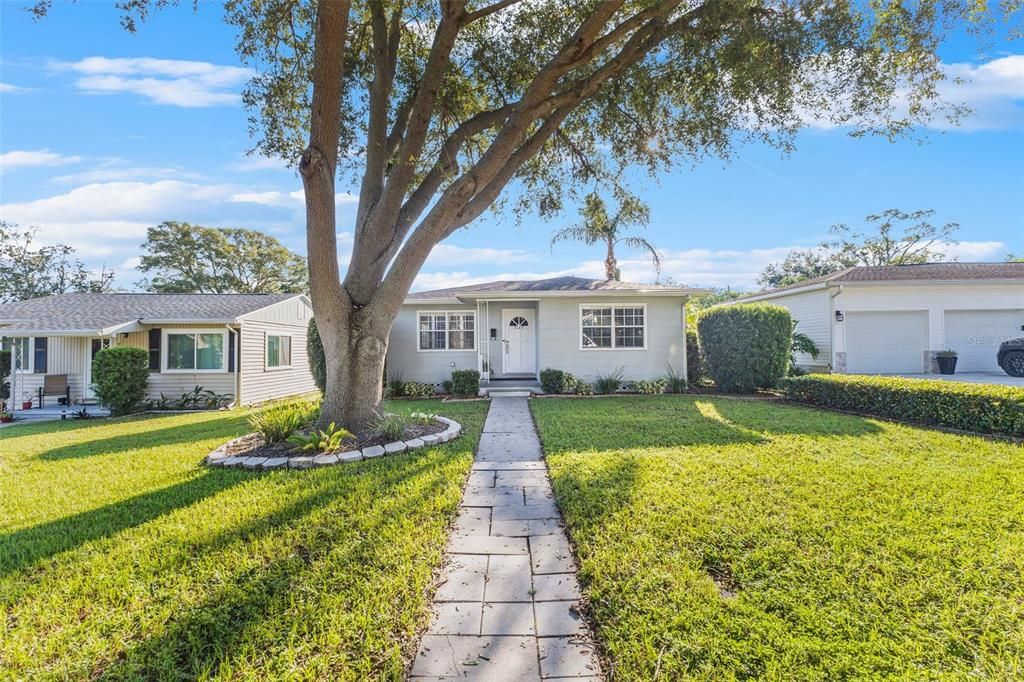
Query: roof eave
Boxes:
[{"xmin": 404, "ymin": 288, "xmax": 706, "ymax": 305}]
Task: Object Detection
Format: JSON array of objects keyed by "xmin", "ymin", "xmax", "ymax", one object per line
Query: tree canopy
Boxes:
[
  {"xmin": 137, "ymin": 221, "xmax": 308, "ymax": 294},
  {"xmin": 36, "ymin": 0, "xmax": 1018, "ymax": 428},
  {"xmin": 759, "ymin": 208, "xmax": 961, "ymax": 288},
  {"xmin": 551, "ymin": 191, "xmax": 658, "ymax": 281},
  {"xmin": 0, "ymin": 222, "xmax": 115, "ymax": 303}
]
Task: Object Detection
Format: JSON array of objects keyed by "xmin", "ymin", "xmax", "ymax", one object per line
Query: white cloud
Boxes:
[
  {"xmin": 936, "ymin": 240, "xmax": 1007, "ymax": 261},
  {"xmin": 51, "ymin": 159, "xmax": 203, "ymax": 184},
  {"xmin": 0, "ymin": 82, "xmax": 31, "ymax": 93},
  {"xmin": 60, "ymin": 56, "xmax": 252, "ymax": 107},
  {"xmin": 426, "ymin": 244, "xmax": 534, "ymax": 266},
  {"xmin": 0, "ymin": 180, "xmax": 236, "ymax": 243},
  {"xmin": 0, "ymin": 149, "xmax": 83, "ymax": 171},
  {"xmin": 228, "ymin": 189, "xmax": 359, "ymax": 207}
]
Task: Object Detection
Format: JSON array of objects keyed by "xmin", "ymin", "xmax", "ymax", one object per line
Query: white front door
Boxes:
[
  {"xmin": 84, "ymin": 338, "xmax": 112, "ymax": 399},
  {"xmin": 502, "ymin": 309, "xmax": 536, "ymax": 374}
]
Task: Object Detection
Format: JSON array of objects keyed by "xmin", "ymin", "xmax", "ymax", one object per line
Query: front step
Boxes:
[{"xmin": 480, "ymin": 384, "xmax": 541, "ymax": 398}]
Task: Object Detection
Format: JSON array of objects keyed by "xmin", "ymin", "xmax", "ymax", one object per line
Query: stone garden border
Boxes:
[{"xmin": 204, "ymin": 415, "xmax": 463, "ymax": 471}]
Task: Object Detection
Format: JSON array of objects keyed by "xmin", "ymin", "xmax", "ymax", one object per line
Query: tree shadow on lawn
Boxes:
[
  {"xmin": 708, "ymin": 398, "xmax": 882, "ymax": 438},
  {"xmin": 84, "ymin": 453, "xmax": 462, "ymax": 680},
  {"xmin": 0, "ymin": 469, "xmax": 250, "ymax": 578},
  {"xmin": 35, "ymin": 413, "xmax": 249, "ymax": 461}
]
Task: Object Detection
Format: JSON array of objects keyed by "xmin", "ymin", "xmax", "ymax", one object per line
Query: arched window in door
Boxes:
[{"xmin": 508, "ymin": 316, "xmax": 529, "ymax": 328}]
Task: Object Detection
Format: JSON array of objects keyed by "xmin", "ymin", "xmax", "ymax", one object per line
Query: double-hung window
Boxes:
[
  {"xmin": 11, "ymin": 337, "xmax": 31, "ymax": 371},
  {"xmin": 418, "ymin": 311, "xmax": 475, "ymax": 351},
  {"xmin": 580, "ymin": 304, "xmax": 646, "ymax": 350},
  {"xmin": 164, "ymin": 330, "xmax": 227, "ymax": 372},
  {"xmin": 266, "ymin": 334, "xmax": 292, "ymax": 368}
]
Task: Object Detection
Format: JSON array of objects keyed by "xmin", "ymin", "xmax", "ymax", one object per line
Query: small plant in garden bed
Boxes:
[
  {"xmin": 540, "ymin": 369, "xmax": 594, "ymax": 395},
  {"xmin": 218, "ymin": 402, "xmax": 452, "ymax": 461},
  {"xmin": 288, "ymin": 422, "xmax": 353, "ymax": 453},
  {"xmin": 633, "ymin": 378, "xmax": 667, "ymax": 395},
  {"xmin": 401, "ymin": 381, "xmax": 435, "ymax": 398},
  {"xmin": 594, "ymin": 367, "xmax": 626, "ymax": 395},
  {"xmin": 145, "ymin": 386, "xmax": 233, "ymax": 411}
]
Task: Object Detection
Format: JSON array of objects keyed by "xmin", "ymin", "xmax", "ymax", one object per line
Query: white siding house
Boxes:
[
  {"xmin": 386, "ymin": 277, "xmax": 703, "ymax": 392},
  {"xmin": 0, "ymin": 293, "xmax": 316, "ymax": 413},
  {"xmin": 726, "ymin": 263, "xmax": 1024, "ymax": 375}
]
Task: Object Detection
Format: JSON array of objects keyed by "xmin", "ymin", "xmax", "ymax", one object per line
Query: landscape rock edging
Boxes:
[{"xmin": 205, "ymin": 416, "xmax": 463, "ymax": 470}]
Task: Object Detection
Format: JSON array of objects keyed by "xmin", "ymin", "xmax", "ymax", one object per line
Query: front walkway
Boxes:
[{"xmin": 411, "ymin": 397, "xmax": 600, "ymax": 680}]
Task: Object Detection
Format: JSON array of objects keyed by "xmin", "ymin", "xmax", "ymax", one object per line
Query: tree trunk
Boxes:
[
  {"xmin": 319, "ymin": 305, "xmax": 390, "ymax": 434},
  {"xmin": 605, "ymin": 238, "xmax": 619, "ymax": 281}
]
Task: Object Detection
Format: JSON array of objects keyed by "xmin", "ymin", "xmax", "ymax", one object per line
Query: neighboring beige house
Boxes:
[
  {"xmin": 0, "ymin": 293, "xmax": 316, "ymax": 411},
  {"xmin": 725, "ymin": 262, "xmax": 1024, "ymax": 374},
  {"xmin": 387, "ymin": 276, "xmax": 706, "ymax": 394}
]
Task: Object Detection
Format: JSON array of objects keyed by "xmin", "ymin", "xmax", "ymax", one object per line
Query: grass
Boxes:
[
  {"xmin": 0, "ymin": 399, "xmax": 488, "ymax": 680},
  {"xmin": 531, "ymin": 395, "xmax": 1024, "ymax": 680}
]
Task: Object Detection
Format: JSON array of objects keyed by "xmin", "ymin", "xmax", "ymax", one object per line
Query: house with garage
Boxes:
[
  {"xmin": 0, "ymin": 293, "xmax": 316, "ymax": 412},
  {"xmin": 386, "ymin": 276, "xmax": 705, "ymax": 394},
  {"xmin": 727, "ymin": 262, "xmax": 1024, "ymax": 375}
]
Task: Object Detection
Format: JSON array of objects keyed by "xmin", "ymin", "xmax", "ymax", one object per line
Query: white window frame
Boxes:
[
  {"xmin": 10, "ymin": 337, "xmax": 33, "ymax": 373},
  {"xmin": 162, "ymin": 329, "xmax": 229, "ymax": 373},
  {"xmin": 579, "ymin": 303, "xmax": 648, "ymax": 351},
  {"xmin": 265, "ymin": 332, "xmax": 294, "ymax": 370},
  {"xmin": 416, "ymin": 310, "xmax": 477, "ymax": 352}
]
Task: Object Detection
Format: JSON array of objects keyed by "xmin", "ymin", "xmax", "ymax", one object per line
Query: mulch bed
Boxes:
[{"xmin": 224, "ymin": 420, "xmax": 448, "ymax": 459}]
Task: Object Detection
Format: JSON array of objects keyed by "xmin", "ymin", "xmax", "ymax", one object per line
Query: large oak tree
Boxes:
[{"xmin": 36, "ymin": 0, "xmax": 1015, "ymax": 430}]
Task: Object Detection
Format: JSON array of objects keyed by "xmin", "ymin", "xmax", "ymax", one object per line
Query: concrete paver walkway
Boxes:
[{"xmin": 411, "ymin": 397, "xmax": 600, "ymax": 680}]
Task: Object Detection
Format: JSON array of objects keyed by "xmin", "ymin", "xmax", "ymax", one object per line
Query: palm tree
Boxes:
[{"xmin": 551, "ymin": 192, "xmax": 660, "ymax": 281}]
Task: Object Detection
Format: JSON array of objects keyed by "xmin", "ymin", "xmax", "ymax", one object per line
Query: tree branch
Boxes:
[
  {"xmin": 355, "ymin": 1, "xmax": 397, "ymax": 231},
  {"xmin": 465, "ymin": 0, "xmax": 522, "ymax": 24}
]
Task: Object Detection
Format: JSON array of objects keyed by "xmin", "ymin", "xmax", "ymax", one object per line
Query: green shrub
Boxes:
[
  {"xmin": 91, "ymin": 347, "xmax": 149, "ymax": 416},
  {"xmin": 402, "ymin": 381, "xmax": 435, "ymax": 398},
  {"xmin": 308, "ymin": 318, "xmax": 326, "ymax": 393},
  {"xmin": 664, "ymin": 364, "xmax": 687, "ymax": 394},
  {"xmin": 449, "ymin": 369, "xmax": 481, "ymax": 398},
  {"xmin": 373, "ymin": 411, "xmax": 409, "ymax": 441},
  {"xmin": 250, "ymin": 400, "xmax": 318, "ymax": 444},
  {"xmin": 594, "ymin": 367, "xmax": 625, "ymax": 395},
  {"xmin": 633, "ymin": 378, "xmax": 667, "ymax": 395},
  {"xmin": 697, "ymin": 304, "xmax": 791, "ymax": 392},
  {"xmin": 570, "ymin": 376, "xmax": 594, "ymax": 395},
  {"xmin": 540, "ymin": 369, "xmax": 570, "ymax": 394},
  {"xmin": 685, "ymin": 329, "xmax": 703, "ymax": 384},
  {"xmin": 386, "ymin": 373, "xmax": 405, "ymax": 397},
  {"xmin": 288, "ymin": 422, "xmax": 352, "ymax": 453},
  {"xmin": 780, "ymin": 375, "xmax": 1024, "ymax": 436}
]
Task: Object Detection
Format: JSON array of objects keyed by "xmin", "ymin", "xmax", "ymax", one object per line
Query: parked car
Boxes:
[{"xmin": 997, "ymin": 338, "xmax": 1024, "ymax": 377}]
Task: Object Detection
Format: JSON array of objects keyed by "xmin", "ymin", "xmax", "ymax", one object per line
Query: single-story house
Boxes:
[
  {"xmin": 386, "ymin": 276, "xmax": 706, "ymax": 392},
  {"xmin": 0, "ymin": 293, "xmax": 316, "ymax": 411},
  {"xmin": 726, "ymin": 262, "xmax": 1024, "ymax": 374}
]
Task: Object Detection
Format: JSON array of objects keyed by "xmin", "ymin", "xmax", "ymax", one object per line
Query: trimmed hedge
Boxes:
[
  {"xmin": 92, "ymin": 347, "xmax": 149, "ymax": 416},
  {"xmin": 697, "ymin": 304, "xmax": 791, "ymax": 392},
  {"xmin": 685, "ymin": 328, "xmax": 702, "ymax": 384},
  {"xmin": 781, "ymin": 374, "xmax": 1024, "ymax": 436},
  {"xmin": 449, "ymin": 369, "xmax": 481, "ymax": 397}
]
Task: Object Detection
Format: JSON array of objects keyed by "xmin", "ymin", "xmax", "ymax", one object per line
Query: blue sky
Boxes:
[{"xmin": 1, "ymin": 3, "xmax": 1022, "ymax": 292}]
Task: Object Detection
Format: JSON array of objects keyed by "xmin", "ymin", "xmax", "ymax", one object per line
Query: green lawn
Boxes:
[
  {"xmin": 0, "ymin": 399, "xmax": 488, "ymax": 680},
  {"xmin": 531, "ymin": 396, "xmax": 1024, "ymax": 680}
]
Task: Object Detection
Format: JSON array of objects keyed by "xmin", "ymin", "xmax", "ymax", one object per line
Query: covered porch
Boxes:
[
  {"xmin": 472, "ymin": 298, "xmax": 541, "ymax": 391},
  {"xmin": 3, "ymin": 334, "xmax": 114, "ymax": 415}
]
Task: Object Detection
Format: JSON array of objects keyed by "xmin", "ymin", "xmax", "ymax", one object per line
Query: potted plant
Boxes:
[
  {"xmin": 936, "ymin": 349, "xmax": 958, "ymax": 375},
  {"xmin": 480, "ymin": 358, "xmax": 490, "ymax": 382},
  {"xmin": 1, "ymin": 411, "xmax": 13, "ymax": 423},
  {"xmin": 21, "ymin": 393, "xmax": 34, "ymax": 410}
]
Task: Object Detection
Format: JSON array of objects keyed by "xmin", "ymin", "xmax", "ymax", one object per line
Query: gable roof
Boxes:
[
  {"xmin": 406, "ymin": 276, "xmax": 703, "ymax": 303},
  {"xmin": 731, "ymin": 262, "xmax": 1024, "ymax": 303},
  {"xmin": 0, "ymin": 293, "xmax": 306, "ymax": 335}
]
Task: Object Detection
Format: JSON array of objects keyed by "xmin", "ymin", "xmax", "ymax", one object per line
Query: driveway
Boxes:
[{"xmin": 890, "ymin": 372, "xmax": 1024, "ymax": 387}]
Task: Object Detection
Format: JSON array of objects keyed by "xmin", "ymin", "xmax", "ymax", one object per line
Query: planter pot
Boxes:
[
  {"xmin": 21, "ymin": 401, "xmax": 33, "ymax": 410},
  {"xmin": 936, "ymin": 356, "xmax": 957, "ymax": 375},
  {"xmin": 1, "ymin": 415, "xmax": 13, "ymax": 423}
]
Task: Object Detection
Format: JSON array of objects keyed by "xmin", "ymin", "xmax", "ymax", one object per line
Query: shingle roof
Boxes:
[
  {"xmin": 407, "ymin": 276, "xmax": 691, "ymax": 300},
  {"xmin": 0, "ymin": 293, "xmax": 302, "ymax": 333},
  {"xmin": 734, "ymin": 262, "xmax": 1024, "ymax": 302}
]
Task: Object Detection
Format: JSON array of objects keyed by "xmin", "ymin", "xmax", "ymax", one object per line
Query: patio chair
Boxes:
[{"xmin": 38, "ymin": 374, "xmax": 71, "ymax": 408}]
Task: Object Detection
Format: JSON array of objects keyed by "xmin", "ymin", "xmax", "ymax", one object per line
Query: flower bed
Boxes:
[{"xmin": 205, "ymin": 414, "xmax": 463, "ymax": 470}]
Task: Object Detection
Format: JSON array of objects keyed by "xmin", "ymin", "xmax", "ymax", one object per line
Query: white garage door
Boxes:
[
  {"xmin": 845, "ymin": 311, "xmax": 928, "ymax": 374},
  {"xmin": 945, "ymin": 310, "xmax": 1024, "ymax": 372}
]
